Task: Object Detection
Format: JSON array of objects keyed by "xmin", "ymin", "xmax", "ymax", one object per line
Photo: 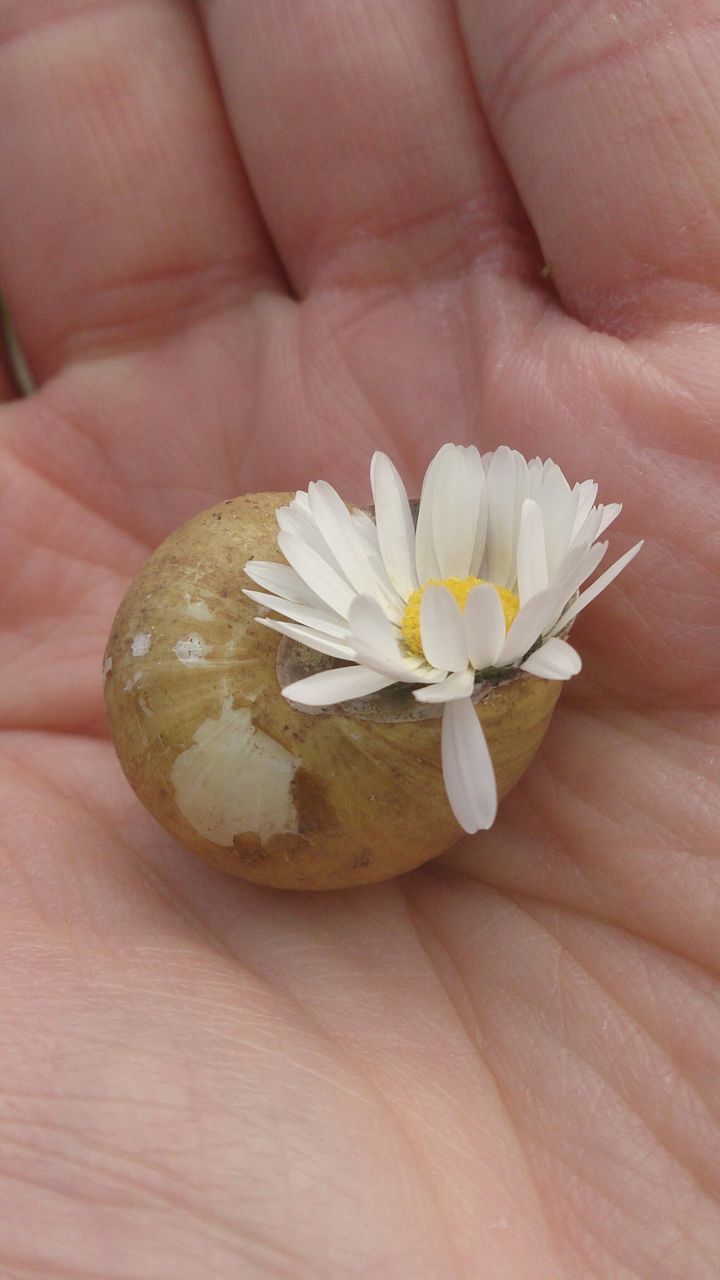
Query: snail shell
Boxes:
[{"xmin": 104, "ymin": 493, "xmax": 561, "ymax": 890}]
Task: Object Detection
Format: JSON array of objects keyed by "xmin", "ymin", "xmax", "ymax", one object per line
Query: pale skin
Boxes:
[{"xmin": 0, "ymin": 0, "xmax": 718, "ymax": 1276}]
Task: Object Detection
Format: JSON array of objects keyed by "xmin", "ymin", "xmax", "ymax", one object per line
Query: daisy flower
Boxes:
[{"xmin": 243, "ymin": 445, "xmax": 642, "ymax": 834}]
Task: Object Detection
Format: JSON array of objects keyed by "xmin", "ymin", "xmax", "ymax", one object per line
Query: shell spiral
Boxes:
[{"xmin": 104, "ymin": 493, "xmax": 562, "ymax": 890}]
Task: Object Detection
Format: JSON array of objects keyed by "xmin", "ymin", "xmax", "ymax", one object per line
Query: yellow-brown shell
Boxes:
[{"xmin": 103, "ymin": 493, "xmax": 561, "ymax": 890}]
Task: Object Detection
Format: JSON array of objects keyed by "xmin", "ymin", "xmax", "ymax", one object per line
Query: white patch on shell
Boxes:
[
  {"xmin": 131, "ymin": 633, "xmax": 152, "ymax": 657},
  {"xmin": 102, "ymin": 656, "xmax": 113, "ymax": 677},
  {"xmin": 173, "ymin": 634, "xmax": 211, "ymax": 665},
  {"xmin": 171, "ymin": 703, "xmax": 299, "ymax": 845},
  {"xmin": 185, "ymin": 599, "xmax": 214, "ymax": 622}
]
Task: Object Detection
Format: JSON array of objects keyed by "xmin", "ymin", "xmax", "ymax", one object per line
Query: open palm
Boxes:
[{"xmin": 1, "ymin": 2, "xmax": 718, "ymax": 1276}]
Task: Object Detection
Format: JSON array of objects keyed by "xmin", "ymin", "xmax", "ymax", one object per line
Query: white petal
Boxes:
[
  {"xmin": 244, "ymin": 590, "xmax": 348, "ymax": 637},
  {"xmin": 289, "ymin": 490, "xmax": 311, "ymax": 513},
  {"xmin": 464, "ymin": 446, "xmax": 488, "ymax": 576},
  {"xmin": 282, "ymin": 664, "xmax": 396, "ymax": 706},
  {"xmin": 499, "ymin": 585, "xmax": 565, "ymax": 665},
  {"xmin": 278, "ymin": 494, "xmax": 361, "ymax": 586},
  {"xmin": 516, "ymin": 499, "xmax": 548, "ymax": 606},
  {"xmin": 538, "ymin": 462, "xmax": 576, "ymax": 576},
  {"xmin": 431, "ymin": 447, "xmax": 481, "ymax": 580},
  {"xmin": 526, "ymin": 457, "xmax": 544, "ymax": 501},
  {"xmin": 256, "ymin": 617, "xmax": 355, "ymax": 662},
  {"xmin": 464, "ymin": 584, "xmax": 506, "ymax": 670},
  {"xmin": 542, "ymin": 457, "xmax": 565, "ymax": 483},
  {"xmin": 351, "ymin": 507, "xmax": 379, "ymax": 541},
  {"xmin": 420, "ymin": 586, "xmax": 469, "ymax": 672},
  {"xmin": 563, "ymin": 504, "xmax": 602, "ymax": 555},
  {"xmin": 243, "ymin": 560, "xmax": 327, "ymax": 608},
  {"xmin": 413, "ymin": 669, "xmax": 475, "ymax": 703},
  {"xmin": 415, "ymin": 443, "xmax": 453, "ymax": 582},
  {"xmin": 348, "ymin": 593, "xmax": 401, "ymax": 662},
  {"xmin": 547, "ymin": 544, "xmax": 609, "ymax": 638},
  {"xmin": 520, "ymin": 637, "xmax": 582, "ymax": 680},
  {"xmin": 348, "ymin": 594, "xmax": 427, "ymax": 683},
  {"xmin": 509, "ymin": 450, "xmax": 530, "ymax": 579},
  {"xmin": 483, "ymin": 446, "xmax": 517, "ymax": 587},
  {"xmin": 351, "ymin": 508, "xmax": 405, "ymax": 611},
  {"xmin": 370, "ymin": 452, "xmax": 419, "ymax": 600},
  {"xmin": 551, "ymin": 539, "xmax": 608, "ymax": 610},
  {"xmin": 543, "ymin": 542, "xmax": 604, "ymax": 637},
  {"xmin": 441, "ymin": 699, "xmax": 497, "ymax": 832},
  {"xmin": 277, "ymin": 500, "xmax": 350, "ymax": 581},
  {"xmin": 308, "ymin": 481, "xmax": 398, "ymax": 609},
  {"xmin": 278, "ymin": 532, "xmax": 357, "ymax": 617},
  {"xmin": 570, "ymin": 480, "xmax": 598, "ymax": 539},
  {"xmin": 554, "ymin": 541, "xmax": 644, "ymax": 630},
  {"xmin": 597, "ymin": 502, "xmax": 622, "ymax": 536}
]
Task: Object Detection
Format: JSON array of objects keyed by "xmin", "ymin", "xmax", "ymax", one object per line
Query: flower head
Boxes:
[{"xmin": 244, "ymin": 445, "xmax": 642, "ymax": 834}]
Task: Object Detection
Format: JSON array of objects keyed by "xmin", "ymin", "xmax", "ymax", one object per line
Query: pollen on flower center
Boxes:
[{"xmin": 401, "ymin": 577, "xmax": 520, "ymax": 658}]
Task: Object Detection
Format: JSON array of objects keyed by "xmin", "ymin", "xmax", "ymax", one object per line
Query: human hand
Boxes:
[{"xmin": 0, "ymin": 2, "xmax": 718, "ymax": 1276}]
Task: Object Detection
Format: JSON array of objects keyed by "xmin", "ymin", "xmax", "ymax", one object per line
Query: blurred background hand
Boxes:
[{"xmin": 0, "ymin": 2, "xmax": 718, "ymax": 1276}]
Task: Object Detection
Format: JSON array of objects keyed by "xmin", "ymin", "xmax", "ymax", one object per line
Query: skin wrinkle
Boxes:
[
  {"xmin": 292, "ymin": 303, "xmax": 389, "ymax": 483},
  {"xmin": 3, "ymin": 727, "xmax": 561, "ymax": 1280},
  {"xmin": 2, "ymin": 367, "xmax": 252, "ymax": 555},
  {"xmin": 486, "ymin": 5, "xmax": 720, "ymax": 132},
  {"xmin": 412, "ymin": 861, "xmax": 720, "ymax": 1005},
  {"xmin": 196, "ymin": 0, "xmax": 538, "ymax": 300},
  {"xmin": 189, "ymin": 10, "xmax": 295, "ymax": 302},
  {"xmin": 189, "ymin": 291, "xmax": 288, "ymax": 493},
  {"xmin": 2, "ymin": 1266, "xmax": 144, "ymax": 1280},
  {"xmin": 1, "ymin": 972, "xmax": 432, "ymax": 1274},
  {"xmin": 5, "ymin": 721, "xmax": 717, "ymax": 1280},
  {"xmin": 525, "ymin": 1120, "xmax": 719, "ymax": 1280},
  {"xmin": 611, "ymin": 332, "xmax": 720, "ymax": 435},
  {"xmin": 2, "ymin": 427, "xmax": 156, "ymax": 556},
  {"xmin": 0, "ymin": 1156, "xmax": 318, "ymax": 1280},
  {"xmin": 0, "ymin": 0, "xmax": 127, "ymax": 50},
  {"xmin": 303, "ymin": 271, "xmax": 556, "ymax": 504},
  {"xmin": 0, "ymin": 750, "xmax": 466, "ymax": 1274},
  {"xmin": 198, "ymin": 905, "xmax": 482, "ymax": 1280},
  {"xmin": 0, "ymin": 2, "xmax": 719, "ymax": 1274},
  {"xmin": 651, "ymin": 30, "xmax": 720, "ymax": 222},
  {"xmin": 581, "ymin": 702, "xmax": 719, "ymax": 785},
  {"xmin": 0, "ymin": 0, "xmax": 284, "ymax": 383},
  {"xmin": 284, "ymin": 938, "xmax": 556, "ymax": 1278},
  {"xmin": 550, "ymin": 1168, "xmax": 698, "ymax": 1280},
  {"xmin": 305, "ymin": 197, "xmax": 540, "ymax": 294},
  {"xmin": 309, "ymin": 301, "xmax": 423, "ymax": 484},
  {"xmin": 565, "ymin": 745, "xmax": 717, "ymax": 867},
  {"xmin": 441, "ymin": 796, "xmax": 720, "ymax": 984},
  {"xmin": 0, "ymin": 746, "xmax": 193, "ymax": 926},
  {"xmin": 4, "ymin": 1004, "xmax": 391, "ymax": 1155},
  {"xmin": 592, "ymin": 706, "xmax": 720, "ymax": 786},
  {"xmin": 0, "ymin": 442, "xmax": 146, "ymax": 558},
  {"xmin": 0, "ymin": 522, "xmax": 134, "ymax": 593},
  {"xmin": 502, "ymin": 897, "xmax": 720, "ymax": 1193},
  {"xmin": 57, "ymin": 257, "xmax": 280, "ymax": 366},
  {"xmin": 483, "ymin": 332, "xmax": 630, "ymax": 493},
  {"xmin": 473, "ymin": 329, "xmax": 716, "ymax": 699},
  {"xmin": 456, "ymin": 0, "xmax": 720, "ymax": 334},
  {"xmin": 538, "ymin": 784, "xmax": 719, "ymax": 958},
  {"xmin": 320, "ymin": 266, "xmax": 547, "ymax": 410},
  {"xmin": 401, "ymin": 878, "xmax": 567, "ymax": 1273},
  {"xmin": 475, "ymin": 959, "xmax": 717, "ymax": 1274}
]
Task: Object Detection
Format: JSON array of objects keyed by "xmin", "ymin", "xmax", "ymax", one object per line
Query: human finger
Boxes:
[
  {"xmin": 197, "ymin": 0, "xmax": 540, "ymax": 294},
  {"xmin": 457, "ymin": 0, "xmax": 720, "ymax": 334},
  {"xmin": 0, "ymin": 0, "xmax": 286, "ymax": 381}
]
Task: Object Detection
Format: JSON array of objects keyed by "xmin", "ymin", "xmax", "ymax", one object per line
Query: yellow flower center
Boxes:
[{"xmin": 401, "ymin": 576, "xmax": 520, "ymax": 658}]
